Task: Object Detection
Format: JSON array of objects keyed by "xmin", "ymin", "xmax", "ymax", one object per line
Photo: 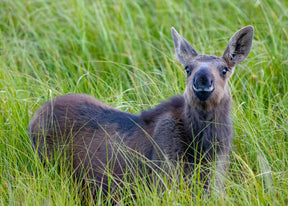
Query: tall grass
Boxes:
[{"xmin": 0, "ymin": 0, "xmax": 287, "ymax": 205}]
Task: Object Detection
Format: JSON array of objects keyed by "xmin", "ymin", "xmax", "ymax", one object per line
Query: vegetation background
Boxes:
[{"xmin": 0, "ymin": 0, "xmax": 287, "ymax": 205}]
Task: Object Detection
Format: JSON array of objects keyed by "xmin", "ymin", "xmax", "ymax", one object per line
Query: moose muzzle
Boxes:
[{"xmin": 192, "ymin": 67, "xmax": 215, "ymax": 101}]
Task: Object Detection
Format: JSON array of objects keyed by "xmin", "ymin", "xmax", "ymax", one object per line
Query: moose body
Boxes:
[{"xmin": 29, "ymin": 26, "xmax": 253, "ymax": 194}]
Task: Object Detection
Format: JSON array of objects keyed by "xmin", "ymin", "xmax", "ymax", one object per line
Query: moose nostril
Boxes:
[{"xmin": 193, "ymin": 80, "xmax": 197, "ymax": 87}]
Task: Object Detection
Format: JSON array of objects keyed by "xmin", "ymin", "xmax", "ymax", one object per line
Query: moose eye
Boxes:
[
  {"xmin": 222, "ymin": 67, "xmax": 228, "ymax": 75},
  {"xmin": 185, "ymin": 66, "xmax": 190, "ymax": 74}
]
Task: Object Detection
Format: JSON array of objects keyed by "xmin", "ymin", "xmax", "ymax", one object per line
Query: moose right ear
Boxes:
[
  {"xmin": 171, "ymin": 27, "xmax": 198, "ymax": 65},
  {"xmin": 222, "ymin": 26, "xmax": 254, "ymax": 68}
]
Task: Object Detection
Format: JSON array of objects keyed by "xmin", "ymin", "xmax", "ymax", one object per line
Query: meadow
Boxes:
[{"xmin": 0, "ymin": 0, "xmax": 287, "ymax": 205}]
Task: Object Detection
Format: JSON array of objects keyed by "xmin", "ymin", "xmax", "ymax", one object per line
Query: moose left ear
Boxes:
[
  {"xmin": 171, "ymin": 27, "xmax": 198, "ymax": 65},
  {"xmin": 222, "ymin": 26, "xmax": 254, "ymax": 68}
]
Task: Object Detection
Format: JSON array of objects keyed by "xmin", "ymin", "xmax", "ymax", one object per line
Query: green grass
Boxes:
[{"xmin": 1, "ymin": 0, "xmax": 288, "ymax": 205}]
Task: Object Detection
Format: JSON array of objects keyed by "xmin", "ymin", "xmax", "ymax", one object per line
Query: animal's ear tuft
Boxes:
[
  {"xmin": 222, "ymin": 26, "xmax": 254, "ymax": 67},
  {"xmin": 171, "ymin": 27, "xmax": 198, "ymax": 65}
]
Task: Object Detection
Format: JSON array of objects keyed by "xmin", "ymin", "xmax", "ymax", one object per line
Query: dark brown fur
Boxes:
[{"xmin": 28, "ymin": 26, "xmax": 254, "ymax": 196}]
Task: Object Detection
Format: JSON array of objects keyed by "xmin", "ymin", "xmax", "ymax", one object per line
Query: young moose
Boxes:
[{"xmin": 29, "ymin": 26, "xmax": 253, "ymax": 194}]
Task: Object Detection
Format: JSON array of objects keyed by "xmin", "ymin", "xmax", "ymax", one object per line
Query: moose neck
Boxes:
[{"xmin": 184, "ymin": 95, "xmax": 231, "ymax": 138}]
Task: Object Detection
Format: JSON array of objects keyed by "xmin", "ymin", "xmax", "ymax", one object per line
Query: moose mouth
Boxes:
[{"xmin": 192, "ymin": 84, "xmax": 214, "ymax": 101}]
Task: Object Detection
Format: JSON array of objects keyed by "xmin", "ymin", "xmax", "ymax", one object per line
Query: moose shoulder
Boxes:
[{"xmin": 28, "ymin": 26, "xmax": 254, "ymax": 194}]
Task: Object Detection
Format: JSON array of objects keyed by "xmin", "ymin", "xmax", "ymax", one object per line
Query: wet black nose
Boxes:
[{"xmin": 192, "ymin": 67, "xmax": 215, "ymax": 101}]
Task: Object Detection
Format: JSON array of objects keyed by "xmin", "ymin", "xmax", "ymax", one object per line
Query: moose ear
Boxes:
[
  {"xmin": 222, "ymin": 26, "xmax": 254, "ymax": 67},
  {"xmin": 171, "ymin": 27, "xmax": 198, "ymax": 65}
]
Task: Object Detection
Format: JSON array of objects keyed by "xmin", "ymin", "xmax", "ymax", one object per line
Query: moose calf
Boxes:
[{"xmin": 29, "ymin": 26, "xmax": 253, "ymax": 195}]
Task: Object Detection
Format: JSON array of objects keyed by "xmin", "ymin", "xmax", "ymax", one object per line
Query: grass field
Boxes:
[{"xmin": 0, "ymin": 0, "xmax": 288, "ymax": 205}]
